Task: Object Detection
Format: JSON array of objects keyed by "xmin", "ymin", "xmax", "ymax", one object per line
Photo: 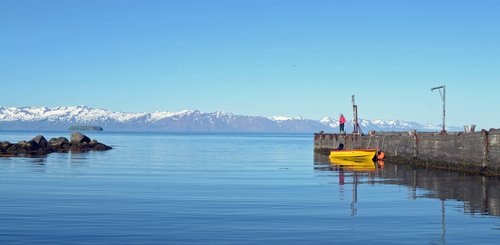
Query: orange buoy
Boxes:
[{"xmin": 377, "ymin": 151, "xmax": 385, "ymax": 160}]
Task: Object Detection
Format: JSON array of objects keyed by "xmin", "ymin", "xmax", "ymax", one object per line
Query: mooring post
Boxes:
[{"xmin": 482, "ymin": 129, "xmax": 489, "ymax": 169}]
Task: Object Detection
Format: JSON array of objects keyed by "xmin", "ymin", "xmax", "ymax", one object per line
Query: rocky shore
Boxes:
[{"xmin": 0, "ymin": 132, "xmax": 112, "ymax": 157}]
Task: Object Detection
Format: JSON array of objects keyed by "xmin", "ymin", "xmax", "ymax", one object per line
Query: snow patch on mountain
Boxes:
[
  {"xmin": 270, "ymin": 116, "xmax": 303, "ymax": 121},
  {"xmin": 319, "ymin": 117, "xmax": 339, "ymax": 128}
]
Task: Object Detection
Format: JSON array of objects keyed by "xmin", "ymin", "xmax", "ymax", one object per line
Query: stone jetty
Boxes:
[
  {"xmin": 314, "ymin": 129, "xmax": 500, "ymax": 176},
  {"xmin": 0, "ymin": 132, "xmax": 112, "ymax": 157}
]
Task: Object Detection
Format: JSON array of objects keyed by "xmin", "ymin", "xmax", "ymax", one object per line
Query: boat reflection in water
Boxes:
[
  {"xmin": 323, "ymin": 155, "xmax": 380, "ymax": 216},
  {"xmin": 314, "ymin": 153, "xmax": 500, "ymax": 217},
  {"xmin": 329, "ymin": 158, "xmax": 378, "ymax": 173}
]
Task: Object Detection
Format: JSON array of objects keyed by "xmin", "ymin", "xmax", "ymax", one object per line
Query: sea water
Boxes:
[{"xmin": 0, "ymin": 132, "xmax": 498, "ymax": 244}]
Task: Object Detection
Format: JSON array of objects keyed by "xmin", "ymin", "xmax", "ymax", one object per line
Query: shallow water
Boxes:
[{"xmin": 0, "ymin": 132, "xmax": 498, "ymax": 244}]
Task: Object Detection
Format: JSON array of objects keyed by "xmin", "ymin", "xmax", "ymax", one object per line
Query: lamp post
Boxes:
[
  {"xmin": 352, "ymin": 95, "xmax": 358, "ymax": 134},
  {"xmin": 431, "ymin": 85, "xmax": 446, "ymax": 133}
]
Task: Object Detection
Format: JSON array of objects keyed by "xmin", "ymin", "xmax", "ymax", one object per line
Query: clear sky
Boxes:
[{"xmin": 1, "ymin": 0, "xmax": 499, "ymax": 129}]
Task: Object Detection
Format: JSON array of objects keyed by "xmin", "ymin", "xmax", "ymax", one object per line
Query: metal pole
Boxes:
[
  {"xmin": 431, "ymin": 85, "xmax": 446, "ymax": 133},
  {"xmin": 354, "ymin": 105, "xmax": 358, "ymax": 134},
  {"xmin": 443, "ymin": 85, "xmax": 446, "ymax": 133},
  {"xmin": 352, "ymin": 95, "xmax": 358, "ymax": 134}
]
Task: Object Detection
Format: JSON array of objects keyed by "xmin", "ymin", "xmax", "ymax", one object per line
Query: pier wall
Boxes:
[{"xmin": 314, "ymin": 129, "xmax": 500, "ymax": 175}]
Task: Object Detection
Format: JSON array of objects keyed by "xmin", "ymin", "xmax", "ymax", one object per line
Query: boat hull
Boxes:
[{"xmin": 329, "ymin": 149, "xmax": 377, "ymax": 162}]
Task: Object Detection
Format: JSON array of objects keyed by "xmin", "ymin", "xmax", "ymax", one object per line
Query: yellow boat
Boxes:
[{"xmin": 329, "ymin": 149, "xmax": 377, "ymax": 162}]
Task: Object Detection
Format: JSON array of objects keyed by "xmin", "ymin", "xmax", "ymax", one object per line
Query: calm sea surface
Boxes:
[{"xmin": 0, "ymin": 132, "xmax": 499, "ymax": 244}]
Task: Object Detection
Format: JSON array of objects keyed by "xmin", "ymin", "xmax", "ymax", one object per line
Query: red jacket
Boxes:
[{"xmin": 339, "ymin": 115, "xmax": 346, "ymax": 124}]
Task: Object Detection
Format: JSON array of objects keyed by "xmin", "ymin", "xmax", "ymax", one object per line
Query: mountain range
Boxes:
[{"xmin": 0, "ymin": 106, "xmax": 456, "ymax": 132}]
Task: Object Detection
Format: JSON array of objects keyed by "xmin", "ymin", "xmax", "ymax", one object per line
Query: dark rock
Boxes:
[
  {"xmin": 7, "ymin": 144, "xmax": 20, "ymax": 155},
  {"xmin": 0, "ymin": 141, "xmax": 12, "ymax": 151},
  {"xmin": 71, "ymin": 132, "xmax": 91, "ymax": 144},
  {"xmin": 78, "ymin": 142, "xmax": 89, "ymax": 151},
  {"xmin": 70, "ymin": 143, "xmax": 90, "ymax": 152},
  {"xmin": 95, "ymin": 143, "xmax": 112, "ymax": 151},
  {"xmin": 28, "ymin": 142, "xmax": 40, "ymax": 151},
  {"xmin": 36, "ymin": 148, "xmax": 51, "ymax": 155},
  {"xmin": 62, "ymin": 143, "xmax": 71, "ymax": 151},
  {"xmin": 49, "ymin": 137, "xmax": 70, "ymax": 150},
  {"xmin": 0, "ymin": 142, "xmax": 8, "ymax": 153},
  {"xmin": 15, "ymin": 140, "xmax": 40, "ymax": 153},
  {"xmin": 23, "ymin": 141, "xmax": 31, "ymax": 149},
  {"xmin": 10, "ymin": 142, "xmax": 26, "ymax": 154},
  {"xmin": 31, "ymin": 135, "xmax": 48, "ymax": 148},
  {"xmin": 7, "ymin": 143, "xmax": 19, "ymax": 152}
]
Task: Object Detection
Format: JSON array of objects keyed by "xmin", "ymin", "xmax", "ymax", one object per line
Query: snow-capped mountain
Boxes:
[{"xmin": 0, "ymin": 106, "xmax": 455, "ymax": 132}]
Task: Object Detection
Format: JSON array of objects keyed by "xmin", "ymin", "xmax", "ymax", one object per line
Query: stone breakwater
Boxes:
[
  {"xmin": 314, "ymin": 129, "xmax": 500, "ymax": 176},
  {"xmin": 0, "ymin": 132, "xmax": 112, "ymax": 157}
]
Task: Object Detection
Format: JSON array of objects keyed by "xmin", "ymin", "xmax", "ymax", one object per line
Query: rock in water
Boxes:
[
  {"xmin": 0, "ymin": 141, "xmax": 13, "ymax": 153},
  {"xmin": 49, "ymin": 137, "xmax": 70, "ymax": 151},
  {"xmin": 31, "ymin": 135, "xmax": 48, "ymax": 148},
  {"xmin": 95, "ymin": 143, "xmax": 112, "ymax": 151},
  {"xmin": 71, "ymin": 132, "xmax": 91, "ymax": 144}
]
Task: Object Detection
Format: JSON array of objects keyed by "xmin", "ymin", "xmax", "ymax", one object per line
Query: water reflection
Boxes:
[
  {"xmin": 314, "ymin": 153, "xmax": 500, "ymax": 217},
  {"xmin": 31, "ymin": 158, "xmax": 46, "ymax": 165}
]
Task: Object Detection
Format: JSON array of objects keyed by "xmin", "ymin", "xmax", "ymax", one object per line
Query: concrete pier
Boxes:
[{"xmin": 314, "ymin": 129, "xmax": 500, "ymax": 175}]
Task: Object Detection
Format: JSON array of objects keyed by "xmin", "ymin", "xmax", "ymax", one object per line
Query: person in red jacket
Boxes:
[{"xmin": 339, "ymin": 113, "xmax": 346, "ymax": 134}]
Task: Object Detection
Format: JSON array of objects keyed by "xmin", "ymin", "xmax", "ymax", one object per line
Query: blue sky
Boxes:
[{"xmin": 1, "ymin": 0, "xmax": 499, "ymax": 129}]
